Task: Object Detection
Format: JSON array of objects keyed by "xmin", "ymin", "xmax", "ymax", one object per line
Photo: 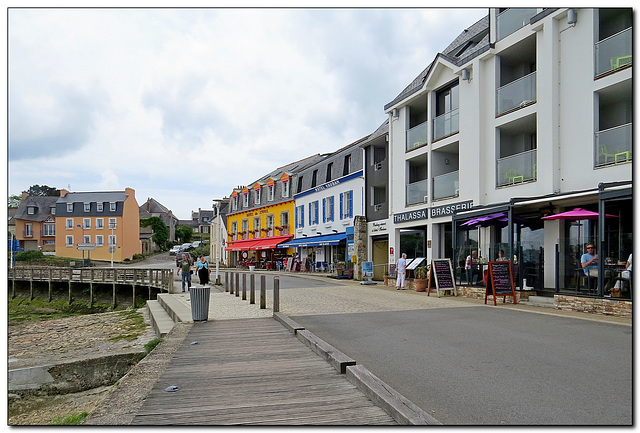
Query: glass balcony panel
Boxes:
[
  {"xmin": 595, "ymin": 28, "xmax": 632, "ymax": 76},
  {"xmin": 496, "ymin": 72, "xmax": 536, "ymax": 116},
  {"xmin": 433, "ymin": 171, "xmax": 459, "ymax": 200},
  {"xmin": 496, "ymin": 8, "xmax": 538, "ymax": 40},
  {"xmin": 406, "ymin": 179, "xmax": 428, "ymax": 205},
  {"xmin": 407, "ymin": 121, "xmax": 427, "ymax": 151},
  {"xmin": 497, "ymin": 149, "xmax": 537, "ymax": 187},
  {"xmin": 594, "ymin": 123, "xmax": 632, "ymax": 167},
  {"xmin": 433, "ymin": 108, "xmax": 459, "ymax": 141}
]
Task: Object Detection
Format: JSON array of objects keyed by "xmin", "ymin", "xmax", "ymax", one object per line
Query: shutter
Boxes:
[
  {"xmin": 322, "ymin": 198, "xmax": 326, "ymax": 223},
  {"xmin": 330, "ymin": 196, "xmax": 334, "ymax": 222},
  {"xmin": 315, "ymin": 201, "xmax": 319, "ymax": 225},
  {"xmin": 295, "ymin": 207, "xmax": 299, "ymax": 228},
  {"xmin": 348, "ymin": 190, "xmax": 353, "ymax": 218},
  {"xmin": 301, "ymin": 206, "xmax": 304, "ymax": 227},
  {"xmin": 339, "ymin": 193, "xmax": 344, "ymax": 220}
]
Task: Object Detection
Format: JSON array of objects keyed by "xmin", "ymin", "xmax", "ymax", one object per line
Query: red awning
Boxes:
[
  {"xmin": 250, "ymin": 235, "xmax": 293, "ymax": 250},
  {"xmin": 225, "ymin": 239, "xmax": 260, "ymax": 251}
]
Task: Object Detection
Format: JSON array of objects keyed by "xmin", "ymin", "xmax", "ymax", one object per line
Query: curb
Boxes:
[{"xmin": 272, "ymin": 312, "xmax": 441, "ymax": 425}]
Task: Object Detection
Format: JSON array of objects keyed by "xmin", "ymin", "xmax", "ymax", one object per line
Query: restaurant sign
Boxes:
[
  {"xmin": 430, "ymin": 200, "xmax": 473, "ymax": 218},
  {"xmin": 393, "ymin": 209, "xmax": 428, "ymax": 223}
]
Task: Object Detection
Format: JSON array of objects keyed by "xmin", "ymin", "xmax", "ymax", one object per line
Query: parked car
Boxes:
[
  {"xmin": 169, "ymin": 245, "xmax": 181, "ymax": 256},
  {"xmin": 191, "ymin": 240, "xmax": 202, "ymax": 249},
  {"xmin": 180, "ymin": 243, "xmax": 193, "ymax": 252}
]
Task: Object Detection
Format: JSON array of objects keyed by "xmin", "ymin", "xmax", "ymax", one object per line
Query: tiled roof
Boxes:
[
  {"xmin": 57, "ymin": 191, "xmax": 128, "ymax": 203},
  {"xmin": 14, "ymin": 195, "xmax": 59, "ymax": 222}
]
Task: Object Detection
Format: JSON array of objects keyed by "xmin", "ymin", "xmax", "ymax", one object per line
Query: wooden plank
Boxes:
[{"xmin": 130, "ymin": 318, "xmax": 396, "ymax": 425}]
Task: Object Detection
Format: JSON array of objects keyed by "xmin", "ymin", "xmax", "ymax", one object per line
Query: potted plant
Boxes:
[
  {"xmin": 383, "ymin": 270, "xmax": 389, "ymax": 286},
  {"xmin": 414, "ymin": 265, "xmax": 429, "ymax": 292}
]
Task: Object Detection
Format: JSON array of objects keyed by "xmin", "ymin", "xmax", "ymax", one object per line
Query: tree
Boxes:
[
  {"xmin": 175, "ymin": 225, "xmax": 193, "ymax": 243},
  {"xmin": 8, "ymin": 194, "xmax": 22, "ymax": 209},
  {"xmin": 140, "ymin": 216, "xmax": 169, "ymax": 250},
  {"xmin": 28, "ymin": 184, "xmax": 60, "ymax": 196}
]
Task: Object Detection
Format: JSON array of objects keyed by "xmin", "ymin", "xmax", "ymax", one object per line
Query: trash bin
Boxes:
[
  {"xmin": 249, "ymin": 265, "xmax": 255, "ymax": 272},
  {"xmin": 190, "ymin": 285, "xmax": 210, "ymax": 321}
]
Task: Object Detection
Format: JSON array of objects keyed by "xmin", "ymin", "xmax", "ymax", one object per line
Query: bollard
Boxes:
[
  {"xmin": 260, "ymin": 275, "xmax": 266, "ymax": 309},
  {"xmin": 235, "ymin": 273, "xmax": 240, "ymax": 297},
  {"xmin": 224, "ymin": 271, "xmax": 229, "ymax": 292},
  {"xmin": 229, "ymin": 272, "xmax": 234, "ymax": 294},
  {"xmin": 273, "ymin": 276, "xmax": 280, "ymax": 313},
  {"xmin": 250, "ymin": 273, "xmax": 255, "ymax": 304},
  {"xmin": 242, "ymin": 273, "xmax": 247, "ymax": 300}
]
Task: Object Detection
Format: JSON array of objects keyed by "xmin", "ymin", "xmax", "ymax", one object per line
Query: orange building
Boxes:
[
  {"xmin": 13, "ymin": 192, "xmax": 59, "ymax": 253},
  {"xmin": 54, "ymin": 188, "xmax": 141, "ymax": 263}
]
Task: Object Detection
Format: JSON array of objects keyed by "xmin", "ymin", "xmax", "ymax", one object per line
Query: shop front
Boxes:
[
  {"xmin": 225, "ymin": 234, "xmax": 293, "ymax": 270},
  {"xmin": 280, "ymin": 232, "xmax": 347, "ymax": 273}
]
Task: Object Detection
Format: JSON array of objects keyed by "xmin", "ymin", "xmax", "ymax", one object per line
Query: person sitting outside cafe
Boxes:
[
  {"xmin": 581, "ymin": 244, "xmax": 599, "ymax": 291},
  {"xmin": 465, "ymin": 250, "xmax": 479, "ymax": 285},
  {"xmin": 496, "ymin": 249, "xmax": 508, "ymax": 261}
]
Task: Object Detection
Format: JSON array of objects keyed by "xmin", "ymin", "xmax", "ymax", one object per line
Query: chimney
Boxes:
[
  {"xmin": 21, "ymin": 191, "xmax": 29, "ymax": 200},
  {"xmin": 59, "ymin": 189, "xmax": 69, "ymax": 197}
]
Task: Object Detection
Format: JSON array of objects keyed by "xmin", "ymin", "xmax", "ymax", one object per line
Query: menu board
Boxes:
[
  {"xmin": 485, "ymin": 261, "xmax": 517, "ymax": 305},
  {"xmin": 427, "ymin": 259, "xmax": 457, "ymax": 297}
]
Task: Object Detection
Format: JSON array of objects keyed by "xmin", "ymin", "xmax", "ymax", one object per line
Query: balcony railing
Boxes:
[
  {"xmin": 433, "ymin": 108, "xmax": 459, "ymax": 141},
  {"xmin": 497, "ymin": 149, "xmax": 537, "ymax": 187},
  {"xmin": 406, "ymin": 179, "xmax": 428, "ymax": 205},
  {"xmin": 496, "ymin": 8, "xmax": 538, "ymax": 40},
  {"xmin": 496, "ymin": 72, "xmax": 536, "ymax": 116},
  {"xmin": 23, "ymin": 230, "xmax": 33, "ymax": 238},
  {"xmin": 595, "ymin": 28, "xmax": 632, "ymax": 77},
  {"xmin": 433, "ymin": 170, "xmax": 460, "ymax": 200},
  {"xmin": 407, "ymin": 121, "xmax": 427, "ymax": 151},
  {"xmin": 594, "ymin": 123, "xmax": 632, "ymax": 167}
]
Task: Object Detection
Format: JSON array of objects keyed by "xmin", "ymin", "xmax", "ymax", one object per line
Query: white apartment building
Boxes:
[{"xmin": 381, "ymin": 8, "xmax": 632, "ymax": 298}]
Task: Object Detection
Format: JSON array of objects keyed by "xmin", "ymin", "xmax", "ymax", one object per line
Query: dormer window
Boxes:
[
  {"xmin": 110, "ymin": 202, "xmax": 116, "ymax": 212},
  {"xmin": 97, "ymin": 203, "xmax": 103, "ymax": 212},
  {"xmin": 50, "ymin": 206, "xmax": 56, "ymax": 215},
  {"xmin": 67, "ymin": 203, "xmax": 73, "ymax": 212},
  {"xmin": 27, "ymin": 206, "xmax": 36, "ymax": 215},
  {"xmin": 84, "ymin": 203, "xmax": 91, "ymax": 212}
]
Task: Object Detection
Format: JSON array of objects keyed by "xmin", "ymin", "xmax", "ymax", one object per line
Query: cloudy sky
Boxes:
[{"xmin": 8, "ymin": 6, "xmax": 487, "ymax": 219}]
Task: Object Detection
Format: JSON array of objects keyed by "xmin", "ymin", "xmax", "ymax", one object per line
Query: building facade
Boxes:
[
  {"xmin": 379, "ymin": 8, "xmax": 632, "ymax": 297},
  {"xmin": 13, "ymin": 192, "xmax": 59, "ymax": 253},
  {"xmin": 54, "ymin": 188, "xmax": 142, "ymax": 262}
]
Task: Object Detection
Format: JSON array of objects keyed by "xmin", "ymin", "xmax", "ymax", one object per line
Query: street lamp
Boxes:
[
  {"xmin": 77, "ymin": 224, "xmax": 86, "ymax": 267},
  {"xmin": 212, "ymin": 199, "xmax": 222, "ymax": 285},
  {"xmin": 109, "ymin": 222, "xmax": 116, "ymax": 267}
]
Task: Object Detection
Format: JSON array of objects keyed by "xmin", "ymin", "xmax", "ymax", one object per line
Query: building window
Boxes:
[
  {"xmin": 96, "ymin": 218, "xmax": 104, "ymax": 229},
  {"xmin": 97, "ymin": 203, "xmax": 103, "ymax": 212},
  {"xmin": 83, "ymin": 218, "xmax": 91, "ymax": 229},
  {"xmin": 50, "ymin": 206, "xmax": 56, "ymax": 215},
  {"xmin": 96, "ymin": 235, "xmax": 104, "ymax": 246},
  {"xmin": 110, "ymin": 202, "xmax": 116, "ymax": 212},
  {"xmin": 295, "ymin": 205, "xmax": 305, "ymax": 229},
  {"xmin": 255, "ymin": 189, "xmax": 261, "ymax": 205},
  {"xmin": 67, "ymin": 203, "xmax": 73, "ymax": 212},
  {"xmin": 311, "ymin": 170, "xmax": 318, "ymax": 188},
  {"xmin": 84, "ymin": 203, "xmax": 91, "ymax": 212},
  {"xmin": 340, "ymin": 190, "xmax": 353, "ymax": 220},
  {"xmin": 232, "ymin": 195, "xmax": 239, "ymax": 211},
  {"xmin": 326, "ymin": 163, "xmax": 333, "ymax": 183},
  {"xmin": 66, "ymin": 235, "xmax": 74, "ymax": 247},
  {"xmin": 282, "ymin": 180, "xmax": 290, "ymax": 198},
  {"xmin": 268, "ymin": 185, "xmax": 275, "ymax": 201},
  {"xmin": 43, "ymin": 223, "xmax": 55, "ymax": 237},
  {"xmin": 66, "ymin": 218, "xmax": 74, "ymax": 230},
  {"xmin": 27, "ymin": 206, "xmax": 35, "ymax": 215},
  {"xmin": 231, "ymin": 221, "xmax": 238, "ymax": 240},
  {"xmin": 108, "ymin": 235, "xmax": 116, "ymax": 246},
  {"xmin": 242, "ymin": 219, "xmax": 249, "ymax": 239},
  {"xmin": 243, "ymin": 193, "xmax": 249, "ymax": 208},
  {"xmin": 108, "ymin": 218, "xmax": 117, "ymax": 229},
  {"xmin": 323, "ymin": 196, "xmax": 334, "ymax": 222},
  {"xmin": 296, "ymin": 176, "xmax": 304, "ymax": 193},
  {"xmin": 84, "ymin": 234, "xmax": 91, "ymax": 244},
  {"xmin": 254, "ymin": 216, "xmax": 261, "ymax": 236},
  {"xmin": 24, "ymin": 223, "xmax": 33, "ymax": 237},
  {"xmin": 280, "ymin": 212, "xmax": 290, "ymax": 234},
  {"xmin": 309, "ymin": 201, "xmax": 319, "ymax": 225},
  {"xmin": 343, "ymin": 154, "xmax": 351, "ymax": 176}
]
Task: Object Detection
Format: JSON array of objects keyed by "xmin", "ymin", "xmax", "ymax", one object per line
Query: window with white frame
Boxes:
[
  {"xmin": 323, "ymin": 196, "xmax": 334, "ymax": 222},
  {"xmin": 309, "ymin": 201, "xmax": 319, "ymax": 225},
  {"xmin": 232, "ymin": 195, "xmax": 238, "ymax": 211},
  {"xmin": 340, "ymin": 190, "xmax": 353, "ymax": 220},
  {"xmin": 66, "ymin": 218, "xmax": 74, "ymax": 230},
  {"xmin": 243, "ymin": 193, "xmax": 249, "ymax": 208},
  {"xmin": 43, "ymin": 223, "xmax": 55, "ymax": 237},
  {"xmin": 295, "ymin": 205, "xmax": 305, "ymax": 228},
  {"xmin": 232, "ymin": 221, "xmax": 238, "ymax": 240},
  {"xmin": 254, "ymin": 216, "xmax": 261, "ymax": 235},
  {"xmin": 24, "ymin": 223, "xmax": 33, "ymax": 237},
  {"xmin": 268, "ymin": 185, "xmax": 275, "ymax": 201},
  {"xmin": 84, "ymin": 234, "xmax": 91, "ymax": 244},
  {"xmin": 280, "ymin": 211, "xmax": 289, "ymax": 229},
  {"xmin": 255, "ymin": 189, "xmax": 261, "ymax": 205},
  {"xmin": 97, "ymin": 203, "xmax": 103, "ymax": 212},
  {"xmin": 83, "ymin": 218, "xmax": 91, "ymax": 229},
  {"xmin": 67, "ymin": 203, "xmax": 73, "ymax": 212},
  {"xmin": 108, "ymin": 235, "xmax": 116, "ymax": 246},
  {"xmin": 27, "ymin": 206, "xmax": 35, "ymax": 215},
  {"xmin": 84, "ymin": 203, "xmax": 91, "ymax": 212},
  {"xmin": 66, "ymin": 235, "xmax": 74, "ymax": 247},
  {"xmin": 96, "ymin": 218, "xmax": 104, "ymax": 229},
  {"xmin": 50, "ymin": 206, "xmax": 56, "ymax": 215},
  {"xmin": 108, "ymin": 218, "xmax": 117, "ymax": 229},
  {"xmin": 96, "ymin": 235, "xmax": 104, "ymax": 246},
  {"xmin": 110, "ymin": 202, "xmax": 116, "ymax": 211},
  {"xmin": 242, "ymin": 219, "xmax": 249, "ymax": 239},
  {"xmin": 266, "ymin": 214, "xmax": 274, "ymax": 236},
  {"xmin": 282, "ymin": 179, "xmax": 290, "ymax": 197}
]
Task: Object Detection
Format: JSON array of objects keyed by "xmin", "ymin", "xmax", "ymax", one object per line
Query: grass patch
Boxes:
[
  {"xmin": 144, "ymin": 337, "xmax": 164, "ymax": 355},
  {"xmin": 8, "ymin": 298, "xmax": 111, "ymax": 326},
  {"xmin": 49, "ymin": 412, "xmax": 88, "ymax": 425},
  {"xmin": 108, "ymin": 309, "xmax": 147, "ymax": 342}
]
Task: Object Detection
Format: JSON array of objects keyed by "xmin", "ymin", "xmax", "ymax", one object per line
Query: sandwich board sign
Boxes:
[
  {"xmin": 427, "ymin": 259, "xmax": 457, "ymax": 297},
  {"xmin": 485, "ymin": 261, "xmax": 517, "ymax": 305}
]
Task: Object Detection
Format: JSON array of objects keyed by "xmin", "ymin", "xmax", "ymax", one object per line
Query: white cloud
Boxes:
[{"xmin": 8, "ymin": 7, "xmax": 487, "ymax": 218}]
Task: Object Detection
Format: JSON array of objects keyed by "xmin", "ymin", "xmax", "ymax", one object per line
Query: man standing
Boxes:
[
  {"xmin": 177, "ymin": 253, "xmax": 193, "ymax": 292},
  {"xmin": 396, "ymin": 253, "xmax": 407, "ymax": 290}
]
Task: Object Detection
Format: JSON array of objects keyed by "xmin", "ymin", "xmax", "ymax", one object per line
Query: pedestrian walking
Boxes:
[
  {"xmin": 177, "ymin": 253, "xmax": 193, "ymax": 292},
  {"xmin": 396, "ymin": 253, "xmax": 407, "ymax": 290},
  {"xmin": 196, "ymin": 255, "xmax": 210, "ymax": 286}
]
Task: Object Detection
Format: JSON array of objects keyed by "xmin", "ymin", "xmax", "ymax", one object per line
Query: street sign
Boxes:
[
  {"xmin": 77, "ymin": 243, "xmax": 96, "ymax": 251},
  {"xmin": 108, "ymin": 247, "xmax": 116, "ymax": 253}
]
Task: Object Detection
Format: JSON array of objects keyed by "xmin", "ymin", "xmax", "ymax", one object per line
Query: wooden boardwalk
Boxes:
[{"xmin": 130, "ymin": 318, "xmax": 396, "ymax": 425}]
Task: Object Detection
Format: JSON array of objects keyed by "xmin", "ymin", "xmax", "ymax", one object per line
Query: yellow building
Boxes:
[{"xmin": 55, "ymin": 188, "xmax": 141, "ymax": 263}]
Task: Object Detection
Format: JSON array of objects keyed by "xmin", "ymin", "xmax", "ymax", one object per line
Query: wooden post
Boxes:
[
  {"xmin": 68, "ymin": 268, "xmax": 73, "ymax": 304},
  {"xmin": 242, "ymin": 273, "xmax": 247, "ymax": 300},
  {"xmin": 230, "ymin": 272, "xmax": 234, "ymax": 294},
  {"xmin": 273, "ymin": 276, "xmax": 280, "ymax": 313},
  {"xmin": 29, "ymin": 270, "xmax": 34, "ymax": 300},
  {"xmin": 112, "ymin": 282, "xmax": 117, "ymax": 309},
  {"xmin": 235, "ymin": 273, "xmax": 240, "ymax": 297},
  {"xmin": 260, "ymin": 275, "xmax": 266, "ymax": 309},
  {"xmin": 48, "ymin": 268, "xmax": 53, "ymax": 302},
  {"xmin": 132, "ymin": 284, "xmax": 136, "ymax": 308},
  {"xmin": 250, "ymin": 273, "xmax": 255, "ymax": 304}
]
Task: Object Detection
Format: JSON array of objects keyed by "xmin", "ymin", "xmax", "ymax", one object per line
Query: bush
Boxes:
[{"xmin": 15, "ymin": 250, "xmax": 46, "ymax": 261}]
